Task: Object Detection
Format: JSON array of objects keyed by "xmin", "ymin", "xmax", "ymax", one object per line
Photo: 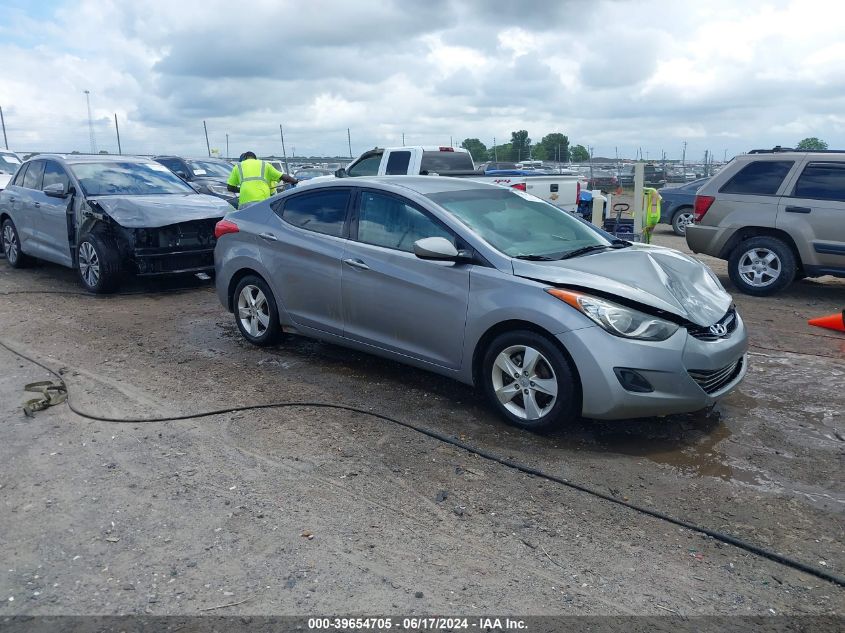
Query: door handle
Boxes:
[
  {"xmin": 259, "ymin": 232, "xmax": 278, "ymax": 241},
  {"xmin": 34, "ymin": 202, "xmax": 41, "ymax": 208},
  {"xmin": 785, "ymin": 206, "xmax": 811, "ymax": 214},
  {"xmin": 343, "ymin": 258, "xmax": 370, "ymax": 271}
]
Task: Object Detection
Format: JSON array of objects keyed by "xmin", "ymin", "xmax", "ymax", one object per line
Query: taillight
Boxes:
[
  {"xmin": 693, "ymin": 195, "xmax": 715, "ymax": 223},
  {"xmin": 511, "ymin": 182, "xmax": 527, "ymax": 191},
  {"xmin": 214, "ymin": 219, "xmax": 239, "ymax": 239},
  {"xmin": 439, "ymin": 146, "xmax": 454, "ymax": 152}
]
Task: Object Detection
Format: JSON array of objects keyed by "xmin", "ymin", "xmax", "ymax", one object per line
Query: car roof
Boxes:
[
  {"xmin": 32, "ymin": 154, "xmax": 157, "ymax": 164},
  {"xmin": 365, "ymin": 176, "xmax": 499, "ymax": 195}
]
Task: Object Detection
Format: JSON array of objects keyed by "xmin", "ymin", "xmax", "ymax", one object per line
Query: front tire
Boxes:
[
  {"xmin": 481, "ymin": 330, "xmax": 579, "ymax": 432},
  {"xmin": 2, "ymin": 218, "xmax": 33, "ymax": 268},
  {"xmin": 728, "ymin": 236, "xmax": 796, "ymax": 296},
  {"xmin": 77, "ymin": 231, "xmax": 123, "ymax": 294},
  {"xmin": 671, "ymin": 208, "xmax": 694, "ymax": 236},
  {"xmin": 233, "ymin": 275, "xmax": 282, "ymax": 346}
]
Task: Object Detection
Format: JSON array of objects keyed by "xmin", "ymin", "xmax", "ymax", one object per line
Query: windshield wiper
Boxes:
[
  {"xmin": 514, "ymin": 253, "xmax": 558, "ymax": 261},
  {"xmin": 558, "ymin": 245, "xmax": 615, "ymax": 260}
]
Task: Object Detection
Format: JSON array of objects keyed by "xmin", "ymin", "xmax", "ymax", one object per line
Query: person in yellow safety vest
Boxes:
[
  {"xmin": 226, "ymin": 151, "xmax": 298, "ymax": 209},
  {"xmin": 641, "ymin": 187, "xmax": 662, "ymax": 244}
]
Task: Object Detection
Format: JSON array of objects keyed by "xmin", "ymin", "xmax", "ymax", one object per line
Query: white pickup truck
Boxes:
[{"xmin": 327, "ymin": 146, "xmax": 586, "ymax": 211}]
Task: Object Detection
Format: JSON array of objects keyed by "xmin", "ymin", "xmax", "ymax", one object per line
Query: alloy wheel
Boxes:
[
  {"xmin": 237, "ymin": 284, "xmax": 270, "ymax": 338},
  {"xmin": 737, "ymin": 247, "xmax": 781, "ymax": 288},
  {"xmin": 674, "ymin": 211, "xmax": 694, "ymax": 234},
  {"xmin": 491, "ymin": 344, "xmax": 558, "ymax": 420},
  {"xmin": 3, "ymin": 224, "xmax": 18, "ymax": 264},
  {"xmin": 79, "ymin": 242, "xmax": 100, "ymax": 288}
]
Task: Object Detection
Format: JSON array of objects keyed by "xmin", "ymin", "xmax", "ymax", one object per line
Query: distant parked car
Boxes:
[
  {"xmin": 154, "ymin": 156, "xmax": 237, "ymax": 207},
  {"xmin": 0, "ymin": 155, "xmax": 232, "ymax": 292},
  {"xmin": 0, "ymin": 150, "xmax": 22, "ymax": 191},
  {"xmin": 587, "ymin": 170, "xmax": 618, "ymax": 191},
  {"xmin": 215, "ymin": 176, "xmax": 746, "ymax": 431},
  {"xmin": 658, "ymin": 178, "xmax": 709, "ymax": 236},
  {"xmin": 480, "ymin": 162, "xmax": 518, "ymax": 172},
  {"xmin": 294, "ymin": 168, "xmax": 334, "ymax": 181},
  {"xmin": 686, "ymin": 149, "xmax": 845, "ymax": 295}
]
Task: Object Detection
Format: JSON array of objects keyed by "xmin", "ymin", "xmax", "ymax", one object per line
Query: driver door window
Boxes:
[
  {"xmin": 347, "ymin": 153, "xmax": 383, "ymax": 177},
  {"xmin": 42, "ymin": 161, "xmax": 70, "ymax": 191},
  {"xmin": 356, "ymin": 191, "xmax": 454, "ymax": 252}
]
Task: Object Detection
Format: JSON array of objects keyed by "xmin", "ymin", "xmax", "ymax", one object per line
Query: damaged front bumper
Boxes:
[{"xmin": 117, "ymin": 218, "xmax": 220, "ymax": 276}]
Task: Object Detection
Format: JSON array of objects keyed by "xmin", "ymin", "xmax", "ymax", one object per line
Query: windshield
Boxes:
[
  {"xmin": 187, "ymin": 159, "xmax": 233, "ymax": 179},
  {"xmin": 70, "ymin": 162, "xmax": 196, "ymax": 196},
  {"xmin": 0, "ymin": 153, "xmax": 22, "ymax": 175},
  {"xmin": 295, "ymin": 169, "xmax": 332, "ymax": 179},
  {"xmin": 427, "ymin": 188, "xmax": 612, "ymax": 258}
]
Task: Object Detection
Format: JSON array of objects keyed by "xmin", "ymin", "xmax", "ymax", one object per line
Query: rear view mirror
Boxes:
[
  {"xmin": 43, "ymin": 182, "xmax": 68, "ymax": 198},
  {"xmin": 334, "ymin": 167, "xmax": 347, "ymax": 178},
  {"xmin": 175, "ymin": 171, "xmax": 188, "ymax": 180},
  {"xmin": 413, "ymin": 236, "xmax": 459, "ymax": 261}
]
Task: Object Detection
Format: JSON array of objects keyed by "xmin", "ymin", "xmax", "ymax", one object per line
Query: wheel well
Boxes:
[
  {"xmin": 471, "ymin": 320, "xmax": 582, "ymax": 400},
  {"xmin": 718, "ymin": 227, "xmax": 803, "ymax": 266},
  {"xmin": 0, "ymin": 212, "xmax": 10, "ymax": 226},
  {"xmin": 671, "ymin": 205, "xmax": 693, "ymax": 218},
  {"xmin": 226, "ymin": 268, "xmax": 266, "ymax": 311}
]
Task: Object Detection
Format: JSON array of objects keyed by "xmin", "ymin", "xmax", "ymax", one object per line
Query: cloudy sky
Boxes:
[{"xmin": 1, "ymin": 0, "xmax": 843, "ymax": 160}]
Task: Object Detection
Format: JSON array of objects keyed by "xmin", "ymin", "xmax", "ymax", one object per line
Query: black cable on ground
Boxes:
[{"xmin": 1, "ymin": 338, "xmax": 843, "ymax": 589}]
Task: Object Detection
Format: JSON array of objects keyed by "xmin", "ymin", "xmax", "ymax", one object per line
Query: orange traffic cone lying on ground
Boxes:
[{"xmin": 808, "ymin": 311, "xmax": 845, "ymax": 333}]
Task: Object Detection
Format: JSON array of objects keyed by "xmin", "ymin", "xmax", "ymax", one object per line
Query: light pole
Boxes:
[{"xmin": 84, "ymin": 90, "xmax": 96, "ymax": 153}]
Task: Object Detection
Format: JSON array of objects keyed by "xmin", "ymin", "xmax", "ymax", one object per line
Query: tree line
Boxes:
[{"xmin": 460, "ymin": 131, "xmax": 590, "ymax": 164}]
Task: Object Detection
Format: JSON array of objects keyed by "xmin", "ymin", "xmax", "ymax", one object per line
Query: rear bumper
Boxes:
[
  {"xmin": 558, "ymin": 315, "xmax": 748, "ymax": 420},
  {"xmin": 685, "ymin": 224, "xmax": 727, "ymax": 256}
]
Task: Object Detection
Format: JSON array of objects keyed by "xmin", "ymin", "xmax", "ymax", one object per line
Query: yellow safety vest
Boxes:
[
  {"xmin": 227, "ymin": 159, "xmax": 282, "ymax": 208},
  {"xmin": 642, "ymin": 187, "xmax": 662, "ymax": 243}
]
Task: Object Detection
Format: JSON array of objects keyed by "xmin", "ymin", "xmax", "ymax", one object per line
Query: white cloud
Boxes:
[{"xmin": 0, "ymin": 0, "xmax": 843, "ymax": 160}]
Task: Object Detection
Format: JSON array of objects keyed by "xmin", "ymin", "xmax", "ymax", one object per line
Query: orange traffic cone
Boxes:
[{"xmin": 808, "ymin": 311, "xmax": 845, "ymax": 333}]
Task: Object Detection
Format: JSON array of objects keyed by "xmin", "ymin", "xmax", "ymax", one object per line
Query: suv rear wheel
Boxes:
[
  {"xmin": 2, "ymin": 218, "xmax": 33, "ymax": 268},
  {"xmin": 728, "ymin": 236, "xmax": 796, "ymax": 296},
  {"xmin": 481, "ymin": 330, "xmax": 578, "ymax": 432},
  {"xmin": 671, "ymin": 207, "xmax": 694, "ymax": 236}
]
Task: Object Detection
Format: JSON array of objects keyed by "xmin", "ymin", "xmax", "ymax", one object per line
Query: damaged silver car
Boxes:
[
  {"xmin": 0, "ymin": 155, "xmax": 233, "ymax": 292},
  {"xmin": 215, "ymin": 177, "xmax": 748, "ymax": 430}
]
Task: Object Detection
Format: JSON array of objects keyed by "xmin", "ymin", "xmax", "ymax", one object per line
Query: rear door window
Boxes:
[
  {"xmin": 719, "ymin": 160, "xmax": 794, "ymax": 195},
  {"xmin": 277, "ymin": 188, "xmax": 351, "ymax": 238},
  {"xmin": 792, "ymin": 162, "xmax": 845, "ymax": 202},
  {"xmin": 11, "ymin": 163, "xmax": 29, "ymax": 186},
  {"xmin": 347, "ymin": 153, "xmax": 383, "ymax": 177},
  {"xmin": 21, "ymin": 160, "xmax": 45, "ymax": 190},
  {"xmin": 42, "ymin": 161, "xmax": 70, "ymax": 191},
  {"xmin": 385, "ymin": 151, "xmax": 411, "ymax": 175}
]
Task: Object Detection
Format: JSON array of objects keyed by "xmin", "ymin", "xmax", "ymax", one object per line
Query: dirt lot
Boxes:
[{"xmin": 0, "ymin": 228, "xmax": 842, "ymax": 617}]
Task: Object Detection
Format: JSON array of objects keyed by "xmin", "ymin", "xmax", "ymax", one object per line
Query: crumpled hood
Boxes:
[
  {"xmin": 90, "ymin": 194, "xmax": 232, "ymax": 228},
  {"xmin": 512, "ymin": 244, "xmax": 732, "ymax": 326}
]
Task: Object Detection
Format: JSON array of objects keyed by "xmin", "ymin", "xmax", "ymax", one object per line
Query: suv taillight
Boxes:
[
  {"xmin": 693, "ymin": 195, "xmax": 715, "ymax": 223},
  {"xmin": 214, "ymin": 219, "xmax": 239, "ymax": 239}
]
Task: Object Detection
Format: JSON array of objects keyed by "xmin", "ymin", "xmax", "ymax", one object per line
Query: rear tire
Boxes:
[
  {"xmin": 671, "ymin": 207, "xmax": 694, "ymax": 236},
  {"xmin": 481, "ymin": 330, "xmax": 579, "ymax": 432},
  {"xmin": 2, "ymin": 218, "xmax": 34, "ymax": 268},
  {"xmin": 77, "ymin": 231, "xmax": 123, "ymax": 294},
  {"xmin": 728, "ymin": 236, "xmax": 796, "ymax": 296},
  {"xmin": 233, "ymin": 275, "xmax": 282, "ymax": 346}
]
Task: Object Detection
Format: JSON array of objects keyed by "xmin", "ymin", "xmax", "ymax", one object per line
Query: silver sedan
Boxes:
[{"xmin": 214, "ymin": 177, "xmax": 747, "ymax": 431}]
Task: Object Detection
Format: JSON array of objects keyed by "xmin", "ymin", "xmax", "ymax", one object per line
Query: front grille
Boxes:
[
  {"xmin": 688, "ymin": 357, "xmax": 744, "ymax": 394},
  {"xmin": 687, "ymin": 308, "xmax": 738, "ymax": 341}
]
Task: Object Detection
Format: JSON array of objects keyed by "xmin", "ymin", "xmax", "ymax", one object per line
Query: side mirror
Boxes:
[
  {"xmin": 413, "ymin": 236, "xmax": 459, "ymax": 261},
  {"xmin": 334, "ymin": 167, "xmax": 347, "ymax": 178},
  {"xmin": 44, "ymin": 182, "xmax": 68, "ymax": 198}
]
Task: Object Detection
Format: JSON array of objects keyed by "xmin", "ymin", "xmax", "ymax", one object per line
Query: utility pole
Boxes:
[
  {"xmin": 493, "ymin": 136, "xmax": 497, "ymax": 162},
  {"xmin": 682, "ymin": 140, "xmax": 687, "ymax": 172},
  {"xmin": 723, "ymin": 148, "xmax": 727, "ymax": 163},
  {"xmin": 225, "ymin": 133, "xmax": 229, "ymax": 159},
  {"xmin": 113, "ymin": 113, "xmax": 122, "ymax": 154},
  {"xmin": 347, "ymin": 128, "xmax": 352, "ymax": 159},
  {"xmin": 84, "ymin": 90, "xmax": 96, "ymax": 153},
  {"xmin": 279, "ymin": 125, "xmax": 289, "ymax": 173},
  {"xmin": 450, "ymin": 135, "xmax": 453, "ymax": 148},
  {"xmin": 203, "ymin": 120, "xmax": 211, "ymax": 157},
  {"xmin": 0, "ymin": 105, "xmax": 8, "ymax": 149},
  {"xmin": 588, "ymin": 146, "xmax": 594, "ymax": 185},
  {"xmin": 402, "ymin": 132, "xmax": 405, "ymax": 146}
]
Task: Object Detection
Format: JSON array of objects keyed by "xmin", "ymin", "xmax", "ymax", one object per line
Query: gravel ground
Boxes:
[{"xmin": 0, "ymin": 228, "xmax": 842, "ymax": 616}]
